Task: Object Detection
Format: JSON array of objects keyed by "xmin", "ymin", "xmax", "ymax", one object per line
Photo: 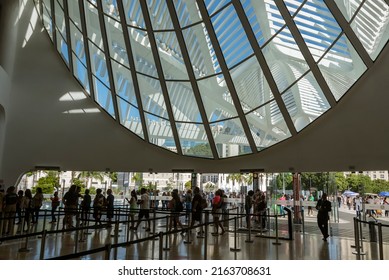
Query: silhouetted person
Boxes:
[{"xmin": 316, "ymin": 193, "xmax": 332, "ymax": 241}]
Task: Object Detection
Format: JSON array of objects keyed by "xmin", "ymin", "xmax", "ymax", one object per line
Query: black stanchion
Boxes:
[
  {"xmin": 163, "ymin": 215, "xmax": 170, "ymax": 251},
  {"xmin": 39, "ymin": 230, "xmax": 47, "ymax": 260},
  {"xmin": 352, "ymin": 218, "xmax": 365, "ymax": 257},
  {"xmin": 18, "ymin": 234, "xmax": 31, "ymax": 253},
  {"xmin": 272, "ymin": 215, "xmax": 281, "ymax": 245},
  {"xmin": 378, "ymin": 223, "xmax": 384, "ymax": 260},
  {"xmin": 245, "ymin": 215, "xmax": 253, "ymax": 243},
  {"xmin": 104, "ymin": 244, "xmax": 111, "ymax": 260},
  {"xmin": 230, "ymin": 217, "xmax": 241, "ymax": 252},
  {"xmin": 204, "ymin": 212, "xmax": 208, "ymax": 260},
  {"xmin": 114, "ymin": 221, "xmax": 119, "ymax": 260},
  {"xmin": 159, "ymin": 231, "xmax": 164, "ymax": 260}
]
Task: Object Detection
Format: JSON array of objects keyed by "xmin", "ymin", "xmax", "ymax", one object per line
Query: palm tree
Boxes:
[
  {"xmin": 77, "ymin": 171, "xmax": 104, "ymax": 189},
  {"xmin": 132, "ymin": 172, "xmax": 143, "ymax": 188}
]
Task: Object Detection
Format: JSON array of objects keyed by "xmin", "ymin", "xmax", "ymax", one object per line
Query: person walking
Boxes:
[
  {"xmin": 316, "ymin": 193, "xmax": 332, "ymax": 241},
  {"xmin": 134, "ymin": 188, "xmax": 151, "ymax": 231}
]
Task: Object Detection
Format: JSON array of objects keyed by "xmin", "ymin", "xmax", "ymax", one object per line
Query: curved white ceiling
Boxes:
[{"xmin": 38, "ymin": 0, "xmax": 389, "ymax": 159}]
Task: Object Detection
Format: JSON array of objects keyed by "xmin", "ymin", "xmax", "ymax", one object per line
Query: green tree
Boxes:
[
  {"xmin": 33, "ymin": 171, "xmax": 59, "ymax": 194},
  {"xmin": 274, "ymin": 173, "xmax": 293, "ymax": 191},
  {"xmin": 186, "ymin": 143, "xmax": 212, "ymax": 157},
  {"xmin": 132, "ymin": 172, "xmax": 143, "ymax": 187}
]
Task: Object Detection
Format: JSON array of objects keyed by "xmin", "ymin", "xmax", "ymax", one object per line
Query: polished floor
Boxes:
[{"xmin": 0, "ymin": 207, "xmax": 388, "ymax": 260}]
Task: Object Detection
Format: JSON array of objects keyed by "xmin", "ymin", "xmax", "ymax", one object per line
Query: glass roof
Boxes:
[{"xmin": 38, "ymin": 0, "xmax": 388, "ymax": 159}]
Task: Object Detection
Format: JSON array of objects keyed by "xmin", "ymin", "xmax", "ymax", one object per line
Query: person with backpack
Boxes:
[{"xmin": 211, "ymin": 189, "xmax": 225, "ymax": 235}]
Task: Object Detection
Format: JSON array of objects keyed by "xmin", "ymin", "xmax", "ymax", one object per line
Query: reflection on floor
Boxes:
[{"xmin": 0, "ymin": 216, "xmax": 387, "ymax": 260}]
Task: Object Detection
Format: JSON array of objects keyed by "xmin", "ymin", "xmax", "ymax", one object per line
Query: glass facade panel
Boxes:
[
  {"xmin": 210, "ymin": 118, "xmax": 252, "ymax": 158},
  {"xmin": 93, "ymin": 75, "xmax": 115, "ymax": 117},
  {"xmin": 349, "ymin": 0, "xmax": 389, "ymax": 60},
  {"xmin": 104, "ymin": 15, "xmax": 129, "ymax": 68},
  {"xmin": 145, "ymin": 0, "xmax": 174, "ymax": 30},
  {"xmin": 292, "ymin": 0, "xmax": 343, "ymax": 61},
  {"xmin": 166, "ymin": 81, "xmax": 202, "ymax": 123},
  {"xmin": 72, "ymin": 54, "xmax": 90, "ymax": 94},
  {"xmin": 56, "ymin": 33, "xmax": 69, "ymax": 66},
  {"xmin": 177, "ymin": 123, "xmax": 213, "ymax": 158},
  {"xmin": 128, "ymin": 27, "xmax": 159, "ymax": 78},
  {"xmin": 54, "ymin": 0, "xmax": 66, "ymax": 38},
  {"xmin": 173, "ymin": 0, "xmax": 202, "ymax": 27},
  {"xmin": 68, "ymin": 0, "xmax": 82, "ymax": 28},
  {"xmin": 205, "ymin": 0, "xmax": 232, "ymax": 17},
  {"xmin": 197, "ymin": 75, "xmax": 239, "ymax": 122},
  {"xmin": 334, "ymin": 0, "xmax": 363, "ymax": 22},
  {"xmin": 69, "ymin": 22, "xmax": 86, "ymax": 64},
  {"xmin": 39, "ymin": 0, "xmax": 384, "ymax": 159},
  {"xmin": 246, "ymin": 102, "xmax": 291, "ymax": 150},
  {"xmin": 122, "ymin": 0, "xmax": 146, "ymax": 28},
  {"xmin": 262, "ymin": 26, "xmax": 310, "ymax": 93},
  {"xmin": 137, "ymin": 74, "xmax": 169, "ymax": 119},
  {"xmin": 281, "ymin": 72, "xmax": 330, "ymax": 132},
  {"xmin": 318, "ymin": 34, "xmax": 367, "ymax": 101},
  {"xmin": 85, "ymin": 2, "xmax": 104, "ymax": 49},
  {"xmin": 42, "ymin": 0, "xmax": 53, "ymax": 40},
  {"xmin": 111, "ymin": 60, "xmax": 137, "ymax": 106},
  {"xmin": 145, "ymin": 112, "xmax": 176, "ymax": 152},
  {"xmin": 117, "ymin": 97, "xmax": 144, "ymax": 138},
  {"xmin": 182, "ymin": 23, "xmax": 220, "ymax": 78},
  {"xmin": 231, "ymin": 56, "xmax": 274, "ymax": 113},
  {"xmin": 88, "ymin": 42, "xmax": 110, "ymax": 87},
  {"xmin": 210, "ymin": 4, "xmax": 254, "ymax": 68},
  {"xmin": 154, "ymin": 31, "xmax": 189, "ymax": 80}
]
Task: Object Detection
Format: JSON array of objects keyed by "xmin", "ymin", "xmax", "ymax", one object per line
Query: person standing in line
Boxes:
[
  {"xmin": 125, "ymin": 189, "xmax": 138, "ymax": 229},
  {"xmin": 184, "ymin": 189, "xmax": 192, "ymax": 222},
  {"xmin": 211, "ymin": 189, "xmax": 225, "ymax": 236},
  {"xmin": 134, "ymin": 188, "xmax": 151, "ymax": 231},
  {"xmin": 3, "ymin": 186, "xmax": 18, "ymax": 235},
  {"xmin": 106, "ymin": 189, "xmax": 115, "ymax": 226},
  {"xmin": 49, "ymin": 191, "xmax": 60, "ymax": 223},
  {"xmin": 63, "ymin": 185, "xmax": 78, "ymax": 229},
  {"xmin": 245, "ymin": 190, "xmax": 254, "ymax": 228},
  {"xmin": 168, "ymin": 190, "xmax": 185, "ymax": 233},
  {"xmin": 93, "ymin": 188, "xmax": 106, "ymax": 226},
  {"xmin": 31, "ymin": 187, "xmax": 44, "ymax": 224},
  {"xmin": 15, "ymin": 190, "xmax": 24, "ymax": 224},
  {"xmin": 190, "ymin": 187, "xmax": 204, "ymax": 236},
  {"xmin": 316, "ymin": 193, "xmax": 332, "ymax": 241},
  {"xmin": 22, "ymin": 189, "xmax": 33, "ymax": 232},
  {"xmin": 80, "ymin": 189, "xmax": 91, "ymax": 225}
]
